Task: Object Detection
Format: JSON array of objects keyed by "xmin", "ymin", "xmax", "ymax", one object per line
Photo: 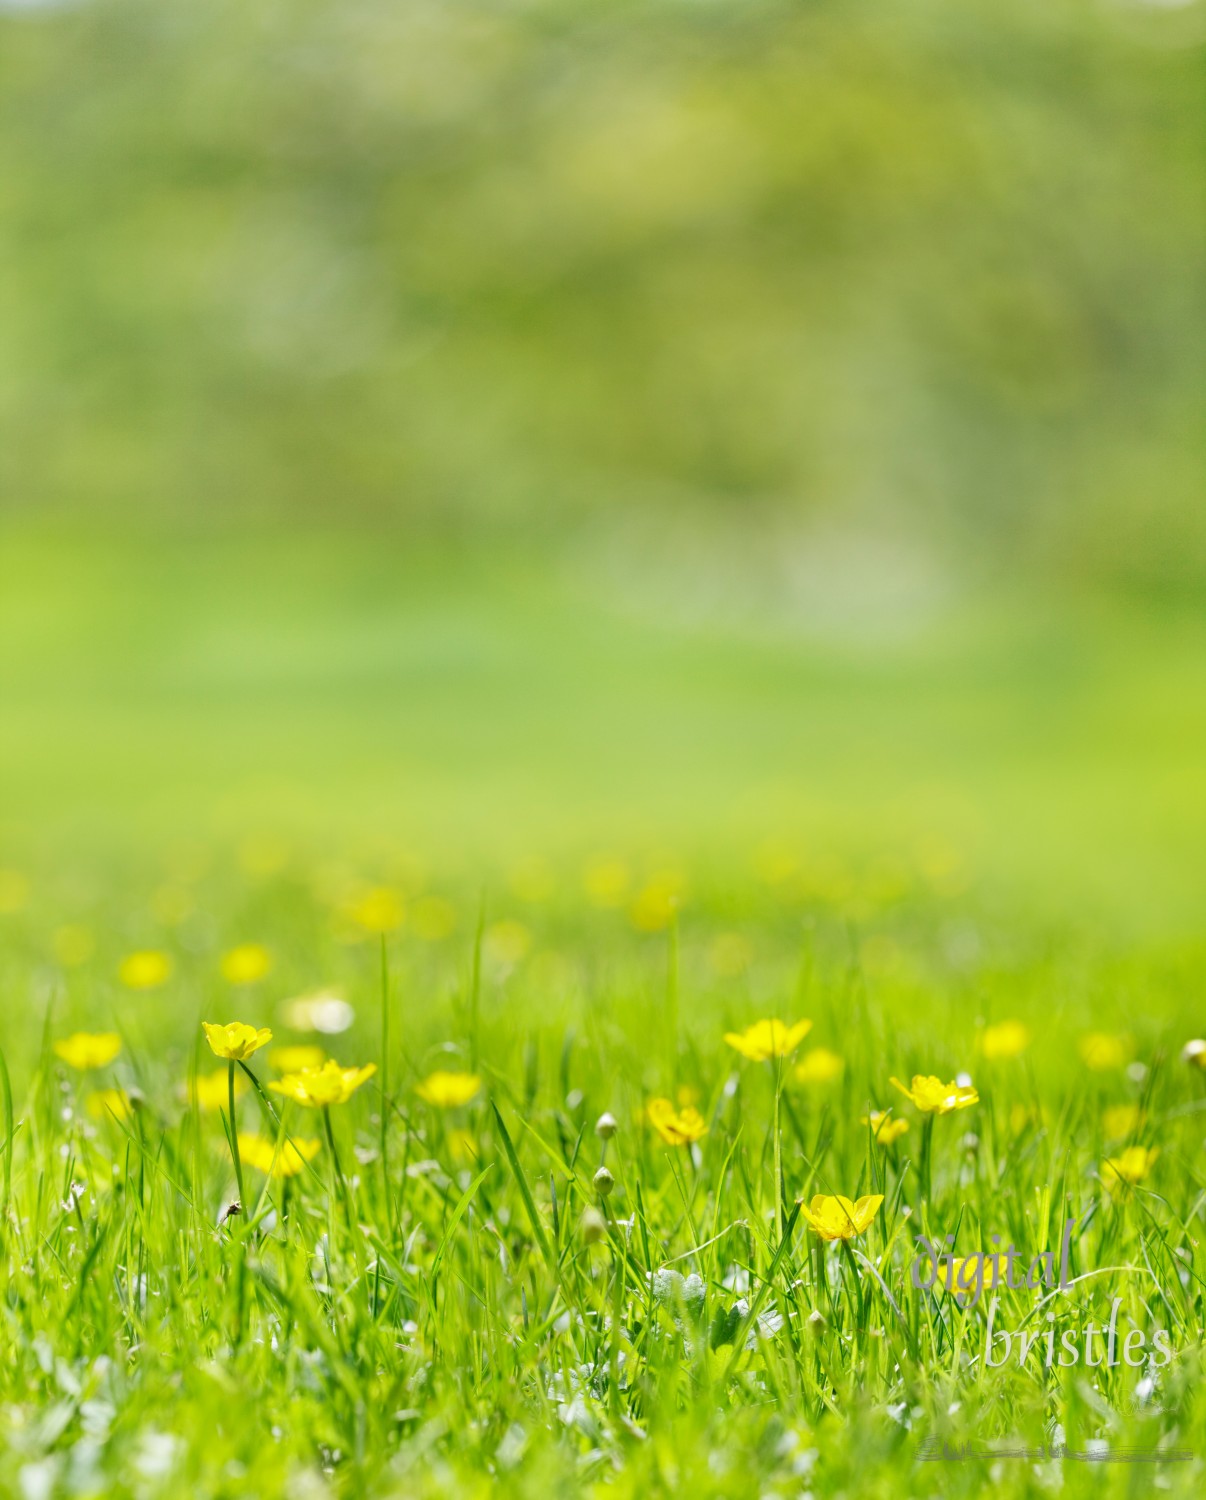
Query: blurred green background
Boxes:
[{"xmin": 1, "ymin": 0, "xmax": 1204, "ymax": 933}]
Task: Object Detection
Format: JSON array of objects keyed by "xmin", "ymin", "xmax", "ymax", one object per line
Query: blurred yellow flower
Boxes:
[
  {"xmin": 890, "ymin": 1074, "xmax": 979, "ymax": 1114},
  {"xmin": 190, "ymin": 1068, "xmax": 245, "ymax": 1111},
  {"xmin": 54, "ymin": 1032, "xmax": 122, "ymax": 1070},
  {"xmin": 345, "ymin": 886, "xmax": 404, "ymax": 934},
  {"xmin": 862, "ymin": 1110, "xmax": 909, "ymax": 1145},
  {"xmin": 87, "ymin": 1088, "xmax": 133, "ymax": 1122},
  {"xmin": 238, "ymin": 1133, "xmax": 321, "ymax": 1178},
  {"xmin": 583, "ymin": 857, "xmax": 630, "ymax": 908},
  {"xmin": 269, "ymin": 1045, "xmax": 327, "ymax": 1074},
  {"xmin": 448, "ymin": 1128, "xmax": 477, "ymax": 1163},
  {"xmin": 0, "ymin": 869, "xmax": 28, "ymax": 913},
  {"xmin": 798, "ymin": 1192, "xmax": 883, "ymax": 1242},
  {"xmin": 484, "ymin": 919, "xmax": 530, "ymax": 966},
  {"xmin": 270, "ymin": 1060, "xmax": 377, "ymax": 1108},
  {"xmin": 411, "ymin": 896, "xmax": 457, "ymax": 941},
  {"xmin": 1103, "ymin": 1145, "xmax": 1157, "ymax": 1191},
  {"xmin": 979, "ymin": 1021, "xmax": 1029, "ymax": 1061},
  {"xmin": 946, "ymin": 1254, "xmax": 1005, "ymax": 1296},
  {"xmin": 415, "ymin": 1071, "xmax": 481, "ymax": 1107},
  {"xmin": 1079, "ymin": 1032, "xmax": 1131, "ymax": 1070},
  {"xmin": 119, "ymin": 950, "xmax": 172, "ymax": 990},
  {"xmin": 1009, "ymin": 1102, "xmax": 1048, "ymax": 1134},
  {"xmin": 202, "ymin": 1021, "xmax": 272, "ymax": 1061},
  {"xmin": 220, "ymin": 943, "xmax": 272, "ymax": 985},
  {"xmin": 724, "ymin": 1019, "xmax": 812, "ymax": 1062},
  {"xmin": 1102, "ymin": 1103, "xmax": 1144, "ymax": 1140},
  {"xmin": 629, "ymin": 877, "xmax": 681, "ymax": 933},
  {"xmin": 795, "ymin": 1048, "xmax": 844, "ymax": 1084},
  {"xmin": 647, "ymin": 1097, "xmax": 708, "ymax": 1146}
]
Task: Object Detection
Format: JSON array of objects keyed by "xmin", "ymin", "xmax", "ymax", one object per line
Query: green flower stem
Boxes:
[{"xmin": 228, "ymin": 1061, "xmax": 245, "ymax": 1209}]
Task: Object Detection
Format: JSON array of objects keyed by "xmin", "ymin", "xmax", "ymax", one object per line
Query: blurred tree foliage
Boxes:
[{"xmin": 1, "ymin": 0, "xmax": 1202, "ymax": 584}]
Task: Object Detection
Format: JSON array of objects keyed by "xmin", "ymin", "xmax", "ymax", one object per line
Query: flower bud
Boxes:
[
  {"xmin": 593, "ymin": 1165, "xmax": 615, "ymax": 1197},
  {"xmin": 807, "ymin": 1308, "xmax": 826, "ymax": 1337},
  {"xmin": 595, "ymin": 1111, "xmax": 618, "ymax": 1140}
]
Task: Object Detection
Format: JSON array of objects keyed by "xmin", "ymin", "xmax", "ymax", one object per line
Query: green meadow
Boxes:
[
  {"xmin": 3, "ymin": 0, "xmax": 1206, "ymax": 1492},
  {"xmin": 2, "ymin": 531, "xmax": 1206, "ymax": 1497}
]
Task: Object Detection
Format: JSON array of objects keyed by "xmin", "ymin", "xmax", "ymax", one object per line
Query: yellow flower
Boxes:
[
  {"xmin": 119, "ymin": 950, "xmax": 172, "ymax": 989},
  {"xmin": 889, "ymin": 1074, "xmax": 979, "ymax": 1115},
  {"xmin": 220, "ymin": 943, "xmax": 272, "ymax": 985},
  {"xmin": 202, "ymin": 1021, "xmax": 273, "ymax": 1062},
  {"xmin": 1103, "ymin": 1103, "xmax": 1144, "ymax": 1140},
  {"xmin": 1079, "ymin": 1032, "xmax": 1131, "ymax": 1071},
  {"xmin": 862, "ymin": 1110, "xmax": 909, "ymax": 1146},
  {"xmin": 345, "ymin": 886, "xmax": 405, "ymax": 934},
  {"xmin": 54, "ymin": 1032, "xmax": 122, "ymax": 1070},
  {"xmin": 583, "ymin": 857, "xmax": 631, "ymax": 908},
  {"xmin": 724, "ymin": 1019, "xmax": 812, "ymax": 1062},
  {"xmin": 269, "ymin": 1045, "xmax": 327, "ymax": 1074},
  {"xmin": 415, "ymin": 1071, "xmax": 481, "ymax": 1108},
  {"xmin": 979, "ymin": 1021, "xmax": 1029, "ymax": 1061},
  {"xmin": 629, "ymin": 876, "xmax": 682, "ymax": 933},
  {"xmin": 0, "ymin": 869, "xmax": 29, "ymax": 913},
  {"xmin": 795, "ymin": 1048, "xmax": 844, "ymax": 1084},
  {"xmin": 647, "ymin": 1097, "xmax": 708, "ymax": 1146},
  {"xmin": 797, "ymin": 1193, "xmax": 883, "ymax": 1242},
  {"xmin": 190, "ymin": 1068, "xmax": 246, "ymax": 1111},
  {"xmin": 945, "ymin": 1254, "xmax": 1006, "ymax": 1297},
  {"xmin": 1009, "ymin": 1102, "xmax": 1048, "ymax": 1134},
  {"xmin": 87, "ymin": 1088, "xmax": 133, "ymax": 1122},
  {"xmin": 270, "ymin": 1060, "xmax": 377, "ymax": 1108},
  {"xmin": 237, "ymin": 1133, "xmax": 321, "ymax": 1178},
  {"xmin": 1103, "ymin": 1145, "xmax": 1157, "ymax": 1192}
]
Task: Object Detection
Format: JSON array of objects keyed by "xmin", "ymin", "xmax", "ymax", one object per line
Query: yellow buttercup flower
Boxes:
[
  {"xmin": 647, "ymin": 1097, "xmax": 708, "ymax": 1146},
  {"xmin": 979, "ymin": 1021, "xmax": 1029, "ymax": 1061},
  {"xmin": 87, "ymin": 1088, "xmax": 133, "ymax": 1122},
  {"xmin": 345, "ymin": 886, "xmax": 405, "ymax": 935},
  {"xmin": 220, "ymin": 943, "xmax": 272, "ymax": 985},
  {"xmin": 862, "ymin": 1110, "xmax": 909, "ymax": 1146},
  {"xmin": 269, "ymin": 1045, "xmax": 327, "ymax": 1074},
  {"xmin": 119, "ymin": 950, "xmax": 172, "ymax": 990},
  {"xmin": 270, "ymin": 1060, "xmax": 377, "ymax": 1108},
  {"xmin": 202, "ymin": 1021, "xmax": 273, "ymax": 1062},
  {"xmin": 1103, "ymin": 1103, "xmax": 1144, "ymax": 1140},
  {"xmin": 54, "ymin": 1032, "xmax": 122, "ymax": 1071},
  {"xmin": 1079, "ymin": 1032, "xmax": 1131, "ymax": 1071},
  {"xmin": 237, "ymin": 1133, "xmax": 321, "ymax": 1178},
  {"xmin": 724, "ymin": 1019, "xmax": 812, "ymax": 1062},
  {"xmin": 190, "ymin": 1068, "xmax": 246, "ymax": 1111},
  {"xmin": 889, "ymin": 1074, "xmax": 979, "ymax": 1115},
  {"xmin": 1103, "ymin": 1145, "xmax": 1157, "ymax": 1192},
  {"xmin": 415, "ymin": 1071, "xmax": 481, "ymax": 1108},
  {"xmin": 795, "ymin": 1048, "xmax": 844, "ymax": 1084},
  {"xmin": 797, "ymin": 1193, "xmax": 883, "ymax": 1242}
]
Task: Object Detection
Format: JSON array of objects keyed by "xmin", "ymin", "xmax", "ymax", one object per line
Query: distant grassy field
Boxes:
[{"xmin": 0, "ymin": 527, "xmax": 1204, "ymax": 1495}]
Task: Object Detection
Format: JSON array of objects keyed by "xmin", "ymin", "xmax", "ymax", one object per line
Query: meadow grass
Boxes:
[{"xmin": 1, "ymin": 846, "xmax": 1205, "ymax": 1499}]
